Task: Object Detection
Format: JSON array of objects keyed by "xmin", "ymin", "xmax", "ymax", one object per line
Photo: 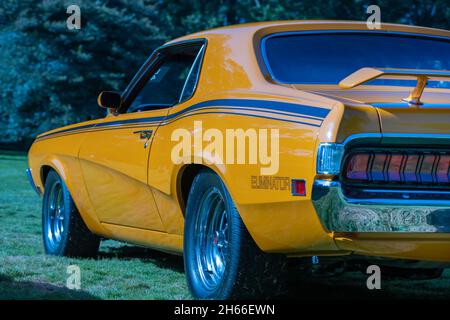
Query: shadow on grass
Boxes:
[
  {"xmin": 94, "ymin": 243, "xmax": 448, "ymax": 300},
  {"xmin": 283, "ymin": 269, "xmax": 449, "ymax": 300},
  {"xmin": 0, "ymin": 274, "xmax": 99, "ymax": 300},
  {"xmin": 99, "ymin": 244, "xmax": 185, "ymax": 273},
  {"xmin": 97, "ymin": 245, "xmax": 386, "ymax": 299},
  {"xmin": 284, "ymin": 273, "xmax": 385, "ymax": 300}
]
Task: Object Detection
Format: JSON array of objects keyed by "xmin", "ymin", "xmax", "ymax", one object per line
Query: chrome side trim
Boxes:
[
  {"xmin": 26, "ymin": 168, "xmax": 41, "ymax": 196},
  {"xmin": 312, "ymin": 180, "xmax": 450, "ymax": 233}
]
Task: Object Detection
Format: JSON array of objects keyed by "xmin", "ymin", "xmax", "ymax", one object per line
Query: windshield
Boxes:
[{"xmin": 263, "ymin": 32, "xmax": 450, "ymax": 88}]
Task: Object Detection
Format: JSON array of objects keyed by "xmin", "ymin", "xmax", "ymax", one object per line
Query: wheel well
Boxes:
[
  {"xmin": 40, "ymin": 165, "xmax": 54, "ymax": 186},
  {"xmin": 179, "ymin": 164, "xmax": 210, "ymax": 215}
]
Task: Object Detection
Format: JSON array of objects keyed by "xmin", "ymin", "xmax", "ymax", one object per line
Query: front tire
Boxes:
[
  {"xmin": 42, "ymin": 170, "xmax": 100, "ymax": 258},
  {"xmin": 183, "ymin": 169, "xmax": 286, "ymax": 299}
]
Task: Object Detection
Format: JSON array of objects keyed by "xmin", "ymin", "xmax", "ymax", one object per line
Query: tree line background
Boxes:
[{"xmin": 0, "ymin": 0, "xmax": 449, "ymax": 149}]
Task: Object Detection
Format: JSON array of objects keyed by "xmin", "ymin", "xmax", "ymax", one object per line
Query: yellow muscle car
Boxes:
[{"xmin": 27, "ymin": 21, "xmax": 450, "ymax": 299}]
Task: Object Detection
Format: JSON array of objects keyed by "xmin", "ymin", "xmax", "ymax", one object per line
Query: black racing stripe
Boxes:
[
  {"xmin": 37, "ymin": 120, "xmax": 160, "ymax": 139},
  {"xmin": 169, "ymin": 98, "xmax": 330, "ymax": 119},
  {"xmin": 37, "ymin": 99, "xmax": 329, "ymax": 139},
  {"xmin": 162, "ymin": 110, "xmax": 322, "ymax": 127},
  {"xmin": 38, "ymin": 123, "xmax": 97, "ymax": 139},
  {"xmin": 169, "ymin": 105, "xmax": 324, "ymax": 121},
  {"xmin": 35, "ymin": 124, "xmax": 157, "ymax": 141}
]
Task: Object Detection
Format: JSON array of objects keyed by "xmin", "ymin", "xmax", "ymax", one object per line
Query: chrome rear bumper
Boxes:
[{"xmin": 312, "ymin": 179, "xmax": 450, "ymax": 233}]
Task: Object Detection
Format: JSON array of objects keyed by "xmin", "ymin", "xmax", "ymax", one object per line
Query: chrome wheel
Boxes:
[
  {"xmin": 194, "ymin": 188, "xmax": 230, "ymax": 290},
  {"xmin": 45, "ymin": 181, "xmax": 65, "ymax": 250}
]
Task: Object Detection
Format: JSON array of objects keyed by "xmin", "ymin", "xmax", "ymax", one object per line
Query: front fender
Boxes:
[{"xmin": 27, "ymin": 136, "xmax": 109, "ymax": 237}]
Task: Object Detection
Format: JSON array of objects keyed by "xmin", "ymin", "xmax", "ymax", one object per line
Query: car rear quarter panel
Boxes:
[
  {"xmin": 147, "ymin": 31, "xmax": 379, "ymax": 254},
  {"xmin": 148, "ymin": 81, "xmax": 345, "ymax": 253}
]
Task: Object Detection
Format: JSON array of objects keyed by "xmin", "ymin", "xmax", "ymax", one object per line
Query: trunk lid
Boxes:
[{"xmin": 293, "ymin": 84, "xmax": 450, "ymax": 135}]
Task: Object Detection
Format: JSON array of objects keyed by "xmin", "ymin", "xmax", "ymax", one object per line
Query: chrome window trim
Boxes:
[
  {"xmin": 179, "ymin": 43, "xmax": 206, "ymax": 103},
  {"xmin": 260, "ymin": 30, "xmax": 450, "ymax": 85},
  {"xmin": 121, "ymin": 52, "xmax": 160, "ymax": 101}
]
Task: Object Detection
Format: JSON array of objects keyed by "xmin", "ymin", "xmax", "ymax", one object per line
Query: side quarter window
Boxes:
[
  {"xmin": 126, "ymin": 42, "xmax": 204, "ymax": 113},
  {"xmin": 179, "ymin": 45, "xmax": 205, "ymax": 103}
]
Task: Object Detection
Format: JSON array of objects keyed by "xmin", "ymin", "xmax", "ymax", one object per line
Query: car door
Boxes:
[{"xmin": 78, "ymin": 42, "xmax": 203, "ymax": 231}]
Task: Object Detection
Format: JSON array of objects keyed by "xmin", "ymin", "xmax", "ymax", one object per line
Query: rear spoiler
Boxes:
[{"xmin": 339, "ymin": 67, "xmax": 450, "ymax": 105}]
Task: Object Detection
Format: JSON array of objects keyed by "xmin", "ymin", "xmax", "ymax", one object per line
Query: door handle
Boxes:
[
  {"xmin": 133, "ymin": 130, "xmax": 153, "ymax": 148},
  {"xmin": 134, "ymin": 130, "xmax": 153, "ymax": 139}
]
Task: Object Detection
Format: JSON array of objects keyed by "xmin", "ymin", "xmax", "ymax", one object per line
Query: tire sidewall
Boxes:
[
  {"xmin": 184, "ymin": 170, "xmax": 241, "ymax": 299},
  {"xmin": 42, "ymin": 170, "xmax": 72, "ymax": 256}
]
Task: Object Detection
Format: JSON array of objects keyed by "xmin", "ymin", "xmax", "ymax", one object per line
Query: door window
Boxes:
[{"xmin": 127, "ymin": 43, "xmax": 204, "ymax": 113}]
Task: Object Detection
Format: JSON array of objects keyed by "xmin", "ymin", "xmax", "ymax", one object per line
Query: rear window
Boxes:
[{"xmin": 263, "ymin": 32, "xmax": 450, "ymax": 88}]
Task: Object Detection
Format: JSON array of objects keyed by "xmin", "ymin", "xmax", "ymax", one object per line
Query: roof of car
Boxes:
[{"xmin": 167, "ymin": 20, "xmax": 450, "ymax": 44}]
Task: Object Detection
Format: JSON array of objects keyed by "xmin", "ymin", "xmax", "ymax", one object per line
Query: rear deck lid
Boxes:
[{"xmin": 338, "ymin": 67, "xmax": 450, "ymax": 135}]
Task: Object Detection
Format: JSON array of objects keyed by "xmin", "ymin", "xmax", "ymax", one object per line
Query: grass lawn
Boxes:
[
  {"xmin": 0, "ymin": 152, "xmax": 188, "ymax": 299},
  {"xmin": 0, "ymin": 152, "xmax": 449, "ymax": 300}
]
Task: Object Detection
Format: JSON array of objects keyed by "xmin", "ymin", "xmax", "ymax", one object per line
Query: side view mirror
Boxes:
[{"xmin": 97, "ymin": 91, "xmax": 122, "ymax": 111}]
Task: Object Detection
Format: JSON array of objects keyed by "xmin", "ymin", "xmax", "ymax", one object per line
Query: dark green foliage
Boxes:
[
  {"xmin": 0, "ymin": 0, "xmax": 449, "ymax": 146},
  {"xmin": 0, "ymin": 0, "xmax": 165, "ymax": 144}
]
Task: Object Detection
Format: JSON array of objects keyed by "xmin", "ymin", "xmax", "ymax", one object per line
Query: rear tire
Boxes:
[
  {"xmin": 183, "ymin": 169, "xmax": 286, "ymax": 299},
  {"xmin": 42, "ymin": 170, "xmax": 100, "ymax": 258}
]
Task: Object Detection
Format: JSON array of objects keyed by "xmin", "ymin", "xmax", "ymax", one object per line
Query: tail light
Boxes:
[
  {"xmin": 387, "ymin": 154, "xmax": 403, "ymax": 182},
  {"xmin": 403, "ymin": 154, "xmax": 420, "ymax": 182},
  {"xmin": 437, "ymin": 155, "xmax": 450, "ymax": 183},
  {"xmin": 420, "ymin": 154, "xmax": 437, "ymax": 183},
  {"xmin": 344, "ymin": 151, "xmax": 449, "ymax": 185},
  {"xmin": 346, "ymin": 154, "xmax": 370, "ymax": 180},
  {"xmin": 371, "ymin": 154, "xmax": 388, "ymax": 181}
]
